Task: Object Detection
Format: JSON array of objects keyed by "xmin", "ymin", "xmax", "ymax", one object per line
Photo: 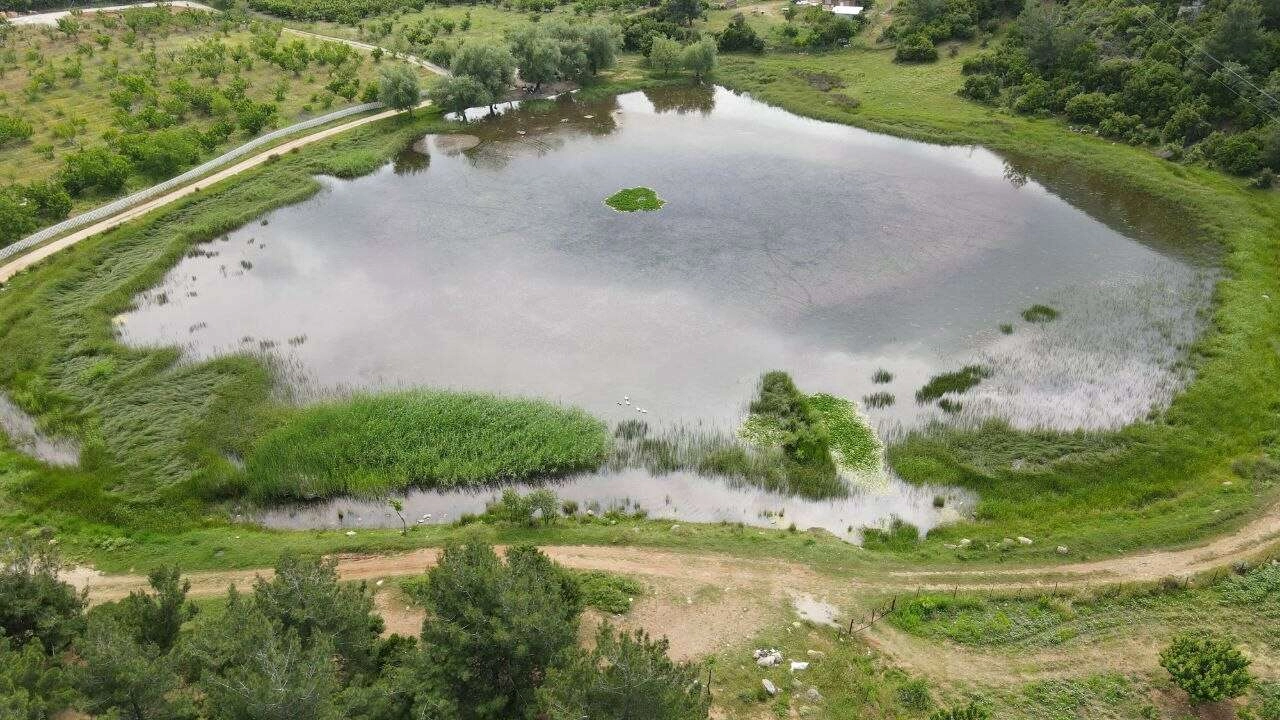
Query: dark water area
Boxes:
[{"xmin": 114, "ymin": 86, "xmax": 1216, "ymax": 536}]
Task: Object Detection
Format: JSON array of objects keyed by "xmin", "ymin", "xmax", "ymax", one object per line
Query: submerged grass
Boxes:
[
  {"xmin": 1021, "ymin": 304, "xmax": 1060, "ymax": 323},
  {"xmin": 244, "ymin": 391, "xmax": 609, "ymax": 501},
  {"xmin": 915, "ymin": 365, "xmax": 993, "ymax": 403}
]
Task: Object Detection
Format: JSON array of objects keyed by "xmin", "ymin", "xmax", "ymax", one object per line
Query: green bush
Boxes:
[
  {"xmin": 0, "ymin": 114, "xmax": 34, "ymax": 146},
  {"xmin": 574, "ymin": 571, "xmax": 645, "ymax": 614},
  {"xmin": 895, "ymin": 33, "xmax": 938, "ymax": 62},
  {"xmin": 1160, "ymin": 631, "xmax": 1252, "ymax": 703},
  {"xmin": 1204, "ymin": 132, "xmax": 1265, "ymax": 176},
  {"xmin": 959, "ymin": 74, "xmax": 1001, "ymax": 104},
  {"xmin": 1064, "ymin": 91, "xmax": 1113, "ymax": 124},
  {"xmin": 717, "ymin": 13, "xmax": 765, "ymax": 53}
]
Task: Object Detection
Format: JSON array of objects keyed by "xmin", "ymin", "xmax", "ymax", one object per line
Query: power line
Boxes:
[{"xmin": 1129, "ymin": 2, "xmax": 1280, "ymax": 124}]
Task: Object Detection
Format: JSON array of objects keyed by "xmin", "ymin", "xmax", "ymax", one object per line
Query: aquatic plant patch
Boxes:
[
  {"xmin": 605, "ymin": 187, "xmax": 665, "ymax": 212},
  {"xmin": 244, "ymin": 390, "xmax": 610, "ymax": 501},
  {"xmin": 915, "ymin": 365, "xmax": 993, "ymax": 403},
  {"xmin": 808, "ymin": 393, "xmax": 880, "ymax": 472},
  {"xmin": 1021, "ymin": 304, "xmax": 1060, "ymax": 323}
]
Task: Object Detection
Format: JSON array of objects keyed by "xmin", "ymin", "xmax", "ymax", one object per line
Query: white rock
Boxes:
[
  {"xmin": 375, "ymin": 579, "xmax": 384, "ymax": 586},
  {"xmin": 762, "ymin": 679, "xmax": 777, "ymax": 696},
  {"xmin": 345, "ymin": 531, "xmax": 357, "ymax": 536},
  {"xmin": 1055, "ymin": 545, "xmax": 1070, "ymax": 555},
  {"xmin": 807, "ymin": 650, "xmax": 825, "ymax": 659},
  {"xmin": 1017, "ymin": 536, "xmax": 1033, "ymax": 545},
  {"xmin": 804, "ymin": 687, "xmax": 823, "ymax": 702},
  {"xmin": 958, "ymin": 538, "xmax": 972, "ymax": 547},
  {"xmin": 790, "ymin": 661, "xmax": 809, "ymax": 671}
]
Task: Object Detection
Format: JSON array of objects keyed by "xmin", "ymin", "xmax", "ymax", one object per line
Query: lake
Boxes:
[{"xmin": 117, "ymin": 86, "xmax": 1215, "ymax": 538}]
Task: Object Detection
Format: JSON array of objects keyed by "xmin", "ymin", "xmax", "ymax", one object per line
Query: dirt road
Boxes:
[{"xmin": 71, "ymin": 496, "xmax": 1280, "ymax": 605}]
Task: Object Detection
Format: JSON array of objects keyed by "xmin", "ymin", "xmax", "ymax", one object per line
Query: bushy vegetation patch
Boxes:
[
  {"xmin": 860, "ymin": 517, "xmax": 920, "ymax": 551},
  {"xmin": 605, "ymin": 186, "xmax": 665, "ymax": 212},
  {"xmin": 572, "ymin": 569, "xmax": 645, "ymax": 614},
  {"xmin": 1021, "ymin": 304, "xmax": 1059, "ymax": 323},
  {"xmin": 244, "ymin": 391, "xmax": 609, "ymax": 501},
  {"xmin": 914, "ymin": 365, "xmax": 992, "ymax": 403}
]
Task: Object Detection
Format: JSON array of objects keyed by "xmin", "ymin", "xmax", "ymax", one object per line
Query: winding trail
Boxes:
[{"xmin": 69, "ymin": 499, "xmax": 1280, "ymax": 604}]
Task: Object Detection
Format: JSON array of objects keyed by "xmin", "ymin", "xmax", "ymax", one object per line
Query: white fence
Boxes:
[{"xmin": 0, "ymin": 101, "xmax": 383, "ymax": 263}]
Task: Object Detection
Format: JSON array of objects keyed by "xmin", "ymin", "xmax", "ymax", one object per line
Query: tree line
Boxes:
[
  {"xmin": 0, "ymin": 538, "xmax": 709, "ymax": 720},
  {"xmin": 915, "ymin": 0, "xmax": 1280, "ymax": 184}
]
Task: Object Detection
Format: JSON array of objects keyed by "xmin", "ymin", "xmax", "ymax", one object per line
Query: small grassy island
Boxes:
[{"xmin": 604, "ymin": 187, "xmax": 665, "ymax": 212}]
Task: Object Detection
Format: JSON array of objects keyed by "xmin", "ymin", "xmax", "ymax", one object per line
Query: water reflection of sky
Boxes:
[{"xmin": 121, "ymin": 86, "xmax": 1212, "ymax": 436}]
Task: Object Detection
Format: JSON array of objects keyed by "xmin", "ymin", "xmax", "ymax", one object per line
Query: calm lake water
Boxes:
[{"xmin": 117, "ymin": 86, "xmax": 1215, "ymax": 537}]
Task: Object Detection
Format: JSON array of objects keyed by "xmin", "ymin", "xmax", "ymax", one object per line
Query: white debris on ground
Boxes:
[{"xmin": 754, "ymin": 648, "xmax": 783, "ymax": 667}]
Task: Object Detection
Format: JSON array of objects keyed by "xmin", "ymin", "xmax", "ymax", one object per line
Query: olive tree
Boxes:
[
  {"xmin": 451, "ymin": 41, "xmax": 516, "ymax": 110},
  {"xmin": 648, "ymin": 36, "xmax": 684, "ymax": 76},
  {"xmin": 682, "ymin": 36, "xmax": 717, "ymax": 80},
  {"xmin": 428, "ymin": 75, "xmax": 492, "ymax": 119},
  {"xmin": 377, "ymin": 64, "xmax": 421, "ymax": 112}
]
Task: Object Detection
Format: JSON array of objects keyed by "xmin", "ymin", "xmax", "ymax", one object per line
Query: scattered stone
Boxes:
[
  {"xmin": 804, "ymin": 686, "xmax": 823, "ymax": 702},
  {"xmin": 792, "ymin": 621, "xmax": 802, "ymax": 628},
  {"xmin": 790, "ymin": 661, "xmax": 809, "ymax": 672},
  {"xmin": 958, "ymin": 538, "xmax": 972, "ymax": 548},
  {"xmin": 762, "ymin": 679, "xmax": 777, "ymax": 696},
  {"xmin": 1000, "ymin": 538, "xmax": 1015, "ymax": 548},
  {"xmin": 1017, "ymin": 536, "xmax": 1033, "ymax": 545},
  {"xmin": 806, "ymin": 650, "xmax": 825, "ymax": 659},
  {"xmin": 1056, "ymin": 545, "xmax": 1070, "ymax": 555},
  {"xmin": 345, "ymin": 531, "xmax": 357, "ymax": 537}
]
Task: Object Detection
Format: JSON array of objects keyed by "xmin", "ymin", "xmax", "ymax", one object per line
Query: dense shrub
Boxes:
[
  {"xmin": 953, "ymin": 0, "xmax": 1280, "ymax": 173},
  {"xmin": 58, "ymin": 146, "xmax": 132, "ymax": 196},
  {"xmin": 1203, "ymin": 131, "xmax": 1266, "ymax": 175},
  {"xmin": 959, "ymin": 73, "xmax": 1001, "ymax": 103},
  {"xmin": 0, "ymin": 114, "xmax": 34, "ymax": 147},
  {"xmin": 1160, "ymin": 631, "xmax": 1252, "ymax": 702},
  {"xmin": 717, "ymin": 12, "xmax": 765, "ymax": 53},
  {"xmin": 1064, "ymin": 91, "xmax": 1112, "ymax": 124},
  {"xmin": 895, "ymin": 33, "xmax": 938, "ymax": 62}
]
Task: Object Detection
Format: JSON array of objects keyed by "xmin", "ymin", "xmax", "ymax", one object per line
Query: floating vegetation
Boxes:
[
  {"xmin": 1021, "ymin": 304, "xmax": 1060, "ymax": 323},
  {"xmin": 807, "ymin": 393, "xmax": 880, "ymax": 472},
  {"xmin": 872, "ymin": 368, "xmax": 894, "ymax": 383},
  {"xmin": 605, "ymin": 187, "xmax": 665, "ymax": 212},
  {"xmin": 915, "ymin": 365, "xmax": 993, "ymax": 403},
  {"xmin": 937, "ymin": 398, "xmax": 963, "ymax": 414},
  {"xmin": 863, "ymin": 391, "xmax": 896, "ymax": 409},
  {"xmin": 999, "ymin": 323, "xmax": 1014, "ymax": 334}
]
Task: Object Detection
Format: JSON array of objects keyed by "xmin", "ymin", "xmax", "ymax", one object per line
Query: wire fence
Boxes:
[{"xmin": 0, "ymin": 101, "xmax": 384, "ymax": 263}]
